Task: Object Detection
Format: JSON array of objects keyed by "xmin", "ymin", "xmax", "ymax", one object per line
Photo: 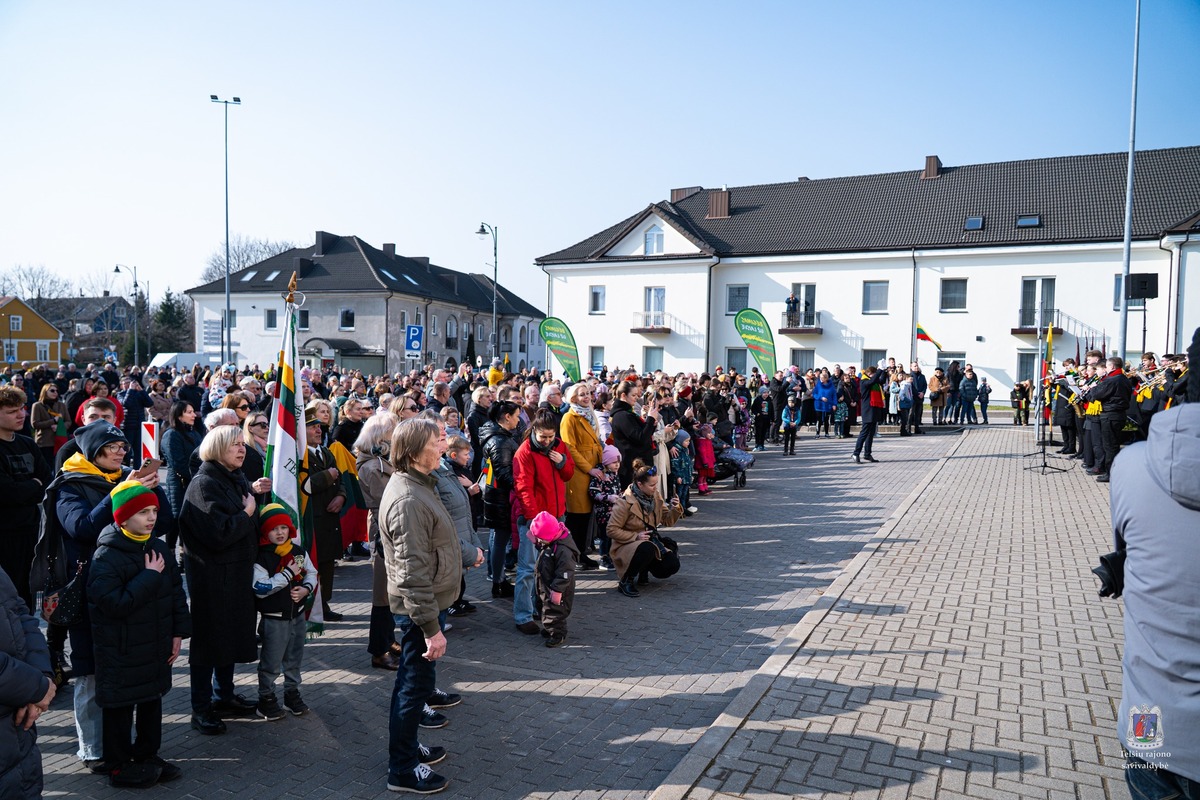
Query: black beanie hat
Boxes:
[{"xmin": 73, "ymin": 420, "xmax": 128, "ymax": 462}]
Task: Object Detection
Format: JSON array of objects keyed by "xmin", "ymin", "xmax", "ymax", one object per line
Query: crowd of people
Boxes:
[{"xmin": 0, "ymin": 337, "xmax": 1191, "ymax": 795}]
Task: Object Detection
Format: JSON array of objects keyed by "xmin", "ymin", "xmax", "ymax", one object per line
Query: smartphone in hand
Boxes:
[{"xmin": 136, "ymin": 458, "xmax": 162, "ymax": 479}]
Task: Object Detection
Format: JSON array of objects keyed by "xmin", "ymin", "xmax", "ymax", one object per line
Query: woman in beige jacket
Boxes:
[{"xmin": 607, "ymin": 458, "xmax": 682, "ymax": 598}]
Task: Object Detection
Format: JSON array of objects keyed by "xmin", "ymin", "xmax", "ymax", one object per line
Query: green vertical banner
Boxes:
[
  {"xmin": 539, "ymin": 317, "xmax": 582, "ymax": 382},
  {"xmin": 734, "ymin": 309, "xmax": 777, "ymax": 375}
]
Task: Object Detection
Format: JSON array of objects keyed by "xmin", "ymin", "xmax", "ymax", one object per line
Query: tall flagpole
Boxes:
[{"xmin": 1117, "ymin": 0, "xmax": 1141, "ymax": 363}]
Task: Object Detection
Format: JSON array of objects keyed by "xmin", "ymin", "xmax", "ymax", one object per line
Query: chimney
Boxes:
[
  {"xmin": 382, "ymin": 243, "xmax": 396, "ymax": 257},
  {"xmin": 921, "ymin": 155, "xmax": 942, "ymax": 180},
  {"xmin": 411, "ymin": 257, "xmax": 430, "ymax": 272},
  {"xmin": 293, "ymin": 256, "xmax": 313, "ymax": 275},
  {"xmin": 670, "ymin": 186, "xmax": 703, "ymax": 203},
  {"xmin": 102, "ymin": 290, "xmax": 110, "ymax": 297},
  {"xmin": 314, "ymin": 230, "xmax": 336, "ymax": 255},
  {"xmin": 706, "ymin": 187, "xmax": 730, "ymax": 219}
]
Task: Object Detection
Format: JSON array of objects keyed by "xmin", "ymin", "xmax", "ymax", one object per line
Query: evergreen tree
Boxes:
[{"xmin": 464, "ymin": 332, "xmax": 476, "ymax": 367}]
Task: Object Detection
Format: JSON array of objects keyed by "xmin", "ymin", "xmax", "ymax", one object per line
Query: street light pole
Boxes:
[
  {"xmin": 113, "ymin": 264, "xmax": 138, "ymax": 367},
  {"xmin": 476, "ymin": 223, "xmax": 498, "ymax": 360},
  {"xmin": 211, "ymin": 94, "xmax": 241, "ymax": 363}
]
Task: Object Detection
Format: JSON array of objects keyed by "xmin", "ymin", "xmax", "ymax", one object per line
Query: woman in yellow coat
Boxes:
[{"xmin": 558, "ymin": 382, "xmax": 604, "ymax": 571}]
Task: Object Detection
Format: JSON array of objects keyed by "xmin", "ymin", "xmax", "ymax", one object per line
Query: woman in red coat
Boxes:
[{"xmin": 511, "ymin": 409, "xmax": 574, "ymax": 634}]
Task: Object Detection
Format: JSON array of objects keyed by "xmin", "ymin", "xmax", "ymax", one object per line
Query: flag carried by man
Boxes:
[{"xmin": 263, "ymin": 274, "xmax": 323, "ymax": 633}]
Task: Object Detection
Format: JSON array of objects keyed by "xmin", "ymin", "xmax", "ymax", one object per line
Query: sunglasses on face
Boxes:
[
  {"xmin": 237, "ymin": 404, "xmax": 250, "ymax": 410},
  {"xmin": 250, "ymin": 421, "xmax": 268, "ymax": 429}
]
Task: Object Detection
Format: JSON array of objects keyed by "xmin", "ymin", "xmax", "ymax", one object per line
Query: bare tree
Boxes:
[
  {"xmin": 0, "ymin": 266, "xmax": 75, "ymax": 313},
  {"xmin": 201, "ymin": 234, "xmax": 299, "ymax": 284},
  {"xmin": 77, "ymin": 268, "xmax": 119, "ymax": 299}
]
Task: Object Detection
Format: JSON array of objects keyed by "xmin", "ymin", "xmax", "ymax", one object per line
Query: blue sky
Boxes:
[{"xmin": 1, "ymin": 0, "xmax": 1197, "ymax": 311}]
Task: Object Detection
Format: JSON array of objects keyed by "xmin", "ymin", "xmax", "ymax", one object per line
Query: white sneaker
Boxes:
[{"xmin": 687, "ymin": 506, "xmax": 699, "ymax": 514}]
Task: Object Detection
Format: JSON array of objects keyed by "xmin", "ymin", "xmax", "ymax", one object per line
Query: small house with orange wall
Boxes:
[{"xmin": 0, "ymin": 297, "xmax": 64, "ymax": 365}]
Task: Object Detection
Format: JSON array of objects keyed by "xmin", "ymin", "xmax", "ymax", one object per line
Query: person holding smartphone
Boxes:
[{"xmin": 606, "ymin": 458, "xmax": 683, "ymax": 598}]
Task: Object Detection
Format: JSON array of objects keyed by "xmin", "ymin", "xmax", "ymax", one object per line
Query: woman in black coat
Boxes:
[
  {"xmin": 610, "ymin": 381, "xmax": 659, "ymax": 490},
  {"xmin": 178, "ymin": 425, "xmax": 259, "ymax": 736},
  {"xmin": 479, "ymin": 400, "xmax": 520, "ymax": 598}
]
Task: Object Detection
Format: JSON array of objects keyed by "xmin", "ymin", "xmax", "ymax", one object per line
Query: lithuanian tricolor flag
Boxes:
[{"xmin": 916, "ymin": 324, "xmax": 942, "ymax": 350}]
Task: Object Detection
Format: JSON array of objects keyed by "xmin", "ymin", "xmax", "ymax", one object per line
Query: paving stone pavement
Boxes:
[
  {"xmin": 657, "ymin": 425, "xmax": 1125, "ymax": 800},
  {"xmin": 38, "ymin": 428, "xmax": 957, "ymax": 798}
]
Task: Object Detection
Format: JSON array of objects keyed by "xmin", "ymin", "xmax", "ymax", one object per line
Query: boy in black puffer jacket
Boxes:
[{"xmin": 87, "ymin": 481, "xmax": 191, "ymax": 788}]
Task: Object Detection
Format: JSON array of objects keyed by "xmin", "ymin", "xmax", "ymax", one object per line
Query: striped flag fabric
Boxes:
[
  {"xmin": 916, "ymin": 324, "xmax": 943, "ymax": 350},
  {"xmin": 263, "ymin": 279, "xmax": 322, "ymax": 632}
]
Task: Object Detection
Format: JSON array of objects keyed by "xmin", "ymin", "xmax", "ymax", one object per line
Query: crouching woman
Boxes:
[{"xmin": 606, "ymin": 458, "xmax": 682, "ymax": 598}]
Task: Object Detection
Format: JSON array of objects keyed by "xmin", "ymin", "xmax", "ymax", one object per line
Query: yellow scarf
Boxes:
[
  {"xmin": 120, "ymin": 526, "xmax": 151, "ymax": 544},
  {"xmin": 63, "ymin": 452, "xmax": 122, "ymax": 482}
]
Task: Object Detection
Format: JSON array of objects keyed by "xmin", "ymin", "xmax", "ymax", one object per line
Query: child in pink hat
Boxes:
[{"xmin": 527, "ymin": 511, "xmax": 576, "ymax": 648}]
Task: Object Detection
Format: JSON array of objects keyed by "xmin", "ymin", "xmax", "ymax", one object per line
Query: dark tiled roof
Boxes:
[
  {"xmin": 186, "ymin": 233, "xmax": 543, "ymax": 318},
  {"xmin": 38, "ymin": 296, "xmax": 132, "ymax": 325},
  {"xmin": 537, "ymin": 146, "xmax": 1200, "ymax": 263}
]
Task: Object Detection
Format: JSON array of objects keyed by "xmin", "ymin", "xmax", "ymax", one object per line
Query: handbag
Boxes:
[
  {"xmin": 928, "ymin": 390, "xmax": 941, "ymax": 401},
  {"xmin": 43, "ymin": 560, "xmax": 87, "ymax": 626}
]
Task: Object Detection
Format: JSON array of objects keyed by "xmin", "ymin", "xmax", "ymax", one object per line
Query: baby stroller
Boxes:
[{"xmin": 713, "ymin": 445, "xmax": 754, "ymax": 488}]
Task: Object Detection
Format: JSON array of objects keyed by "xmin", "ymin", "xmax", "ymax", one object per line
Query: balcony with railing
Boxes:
[
  {"xmin": 1012, "ymin": 308, "xmax": 1064, "ymax": 335},
  {"xmin": 778, "ymin": 311, "xmax": 822, "ymax": 335},
  {"xmin": 630, "ymin": 311, "xmax": 674, "ymax": 334}
]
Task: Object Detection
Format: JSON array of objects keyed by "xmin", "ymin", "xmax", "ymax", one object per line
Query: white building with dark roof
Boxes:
[
  {"xmin": 537, "ymin": 146, "xmax": 1200, "ymax": 391},
  {"xmin": 187, "ymin": 231, "xmax": 545, "ymax": 374}
]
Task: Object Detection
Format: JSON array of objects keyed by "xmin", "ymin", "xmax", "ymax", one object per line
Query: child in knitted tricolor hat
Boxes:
[
  {"xmin": 251, "ymin": 503, "xmax": 317, "ymax": 720},
  {"xmin": 88, "ymin": 480, "xmax": 190, "ymax": 788}
]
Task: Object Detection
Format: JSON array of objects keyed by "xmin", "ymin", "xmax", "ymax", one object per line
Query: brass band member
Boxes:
[{"xmin": 1085, "ymin": 357, "xmax": 1133, "ymax": 483}]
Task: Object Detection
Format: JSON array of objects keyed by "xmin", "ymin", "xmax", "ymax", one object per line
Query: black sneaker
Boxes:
[
  {"xmin": 387, "ymin": 763, "xmax": 448, "ymax": 794},
  {"xmin": 599, "ymin": 556, "xmax": 615, "ymax": 571},
  {"xmin": 109, "ymin": 760, "xmax": 161, "ymax": 788},
  {"xmin": 418, "ymin": 743, "xmax": 447, "ymax": 765},
  {"xmin": 545, "ymin": 633, "xmax": 567, "ymax": 648},
  {"xmin": 146, "ymin": 756, "xmax": 182, "ymax": 783},
  {"xmin": 84, "ymin": 759, "xmax": 114, "ymax": 774},
  {"xmin": 419, "ymin": 704, "xmax": 449, "ymax": 729},
  {"xmin": 283, "ymin": 693, "xmax": 310, "ymax": 716},
  {"xmin": 211, "ymin": 693, "xmax": 258, "ymax": 716},
  {"xmin": 190, "ymin": 712, "xmax": 227, "ymax": 735},
  {"xmin": 257, "ymin": 695, "xmax": 285, "ymax": 721},
  {"xmin": 428, "ymin": 688, "xmax": 462, "ymax": 709}
]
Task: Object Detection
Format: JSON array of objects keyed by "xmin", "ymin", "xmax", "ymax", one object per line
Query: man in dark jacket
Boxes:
[
  {"xmin": 769, "ymin": 371, "xmax": 788, "ymax": 443},
  {"xmin": 1086, "ymin": 357, "xmax": 1133, "ymax": 482},
  {"xmin": 0, "ymin": 387, "xmax": 52, "ymax": 610},
  {"xmin": 853, "ymin": 364, "xmax": 887, "ymax": 464},
  {"xmin": 1111, "ymin": 341, "xmax": 1200, "ymax": 794},
  {"xmin": 908, "ymin": 362, "xmax": 928, "ymax": 434},
  {"xmin": 0, "ymin": 565, "xmax": 54, "ymax": 799},
  {"xmin": 300, "ymin": 410, "xmax": 347, "ymax": 620}
]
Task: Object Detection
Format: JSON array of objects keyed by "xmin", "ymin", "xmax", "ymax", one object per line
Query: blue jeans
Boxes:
[
  {"xmin": 1126, "ymin": 757, "xmax": 1200, "ymax": 799},
  {"xmin": 962, "ymin": 400, "xmax": 977, "ymax": 424},
  {"xmin": 190, "ymin": 662, "xmax": 236, "ymax": 714},
  {"xmin": 258, "ymin": 615, "xmax": 306, "ymax": 699},
  {"xmin": 488, "ymin": 527, "xmax": 511, "ymax": 584},
  {"xmin": 979, "ymin": 401, "xmax": 989, "ymax": 423},
  {"xmin": 387, "ymin": 614, "xmax": 437, "ymax": 776},
  {"xmin": 513, "ymin": 522, "xmax": 537, "ymax": 625},
  {"xmin": 73, "ymin": 674, "xmax": 103, "ymax": 761}
]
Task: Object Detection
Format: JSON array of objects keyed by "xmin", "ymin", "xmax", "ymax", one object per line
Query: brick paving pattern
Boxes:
[
  {"xmin": 37, "ymin": 424, "xmax": 1123, "ymax": 798},
  {"xmin": 663, "ymin": 425, "xmax": 1124, "ymax": 800}
]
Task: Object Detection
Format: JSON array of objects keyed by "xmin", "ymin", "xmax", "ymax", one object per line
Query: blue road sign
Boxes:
[{"xmin": 405, "ymin": 325, "xmax": 424, "ymax": 354}]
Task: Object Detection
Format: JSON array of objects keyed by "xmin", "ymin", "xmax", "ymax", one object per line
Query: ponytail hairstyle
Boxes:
[
  {"xmin": 631, "ymin": 458, "xmax": 656, "ymax": 485},
  {"xmin": 488, "ymin": 400, "xmax": 521, "ymax": 424}
]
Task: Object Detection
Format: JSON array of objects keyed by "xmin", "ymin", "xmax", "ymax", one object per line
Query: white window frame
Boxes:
[
  {"xmin": 3, "ymin": 341, "xmax": 14, "ymax": 361},
  {"xmin": 224, "ymin": 309, "xmax": 237, "ymax": 329},
  {"xmin": 643, "ymin": 345, "xmax": 664, "ymax": 373},
  {"xmin": 339, "ymin": 308, "xmax": 355, "ymax": 331},
  {"xmin": 789, "ymin": 349, "xmax": 815, "ymax": 372},
  {"xmin": 644, "ymin": 225, "xmax": 664, "ymax": 255},
  {"xmin": 9, "ymin": 315, "xmax": 23, "ymax": 331},
  {"xmin": 725, "ymin": 347, "xmax": 748, "ymax": 374},
  {"xmin": 589, "ymin": 285, "xmax": 606, "ymax": 315},
  {"xmin": 1113, "ymin": 274, "xmax": 1146, "ymax": 310},
  {"xmin": 726, "ymin": 284, "xmax": 749, "ymax": 315},
  {"xmin": 862, "ymin": 281, "xmax": 889, "ymax": 314},
  {"xmin": 431, "ymin": 314, "xmax": 438, "ymax": 336},
  {"xmin": 940, "ymin": 278, "xmax": 968, "ymax": 312},
  {"xmin": 446, "ymin": 317, "xmax": 457, "ymax": 339},
  {"xmin": 863, "ymin": 348, "xmax": 888, "ymax": 371},
  {"xmin": 589, "ymin": 346, "xmax": 605, "ymax": 369},
  {"xmin": 264, "ymin": 309, "xmax": 278, "ymax": 330},
  {"xmin": 36, "ymin": 341, "xmax": 50, "ymax": 361},
  {"xmin": 297, "ymin": 310, "xmax": 310, "ymax": 331}
]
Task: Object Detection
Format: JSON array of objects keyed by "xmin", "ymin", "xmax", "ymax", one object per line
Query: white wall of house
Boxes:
[
  {"xmin": 605, "ymin": 214, "xmax": 703, "ymax": 258},
  {"xmin": 545, "ymin": 239, "xmax": 1184, "ymax": 393},
  {"xmin": 546, "ymin": 258, "xmax": 713, "ymax": 374}
]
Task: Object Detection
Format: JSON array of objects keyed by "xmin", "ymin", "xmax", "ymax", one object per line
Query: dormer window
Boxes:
[
  {"xmin": 644, "ymin": 225, "xmax": 664, "ymax": 255},
  {"xmin": 1016, "ymin": 214, "xmax": 1042, "ymax": 228}
]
